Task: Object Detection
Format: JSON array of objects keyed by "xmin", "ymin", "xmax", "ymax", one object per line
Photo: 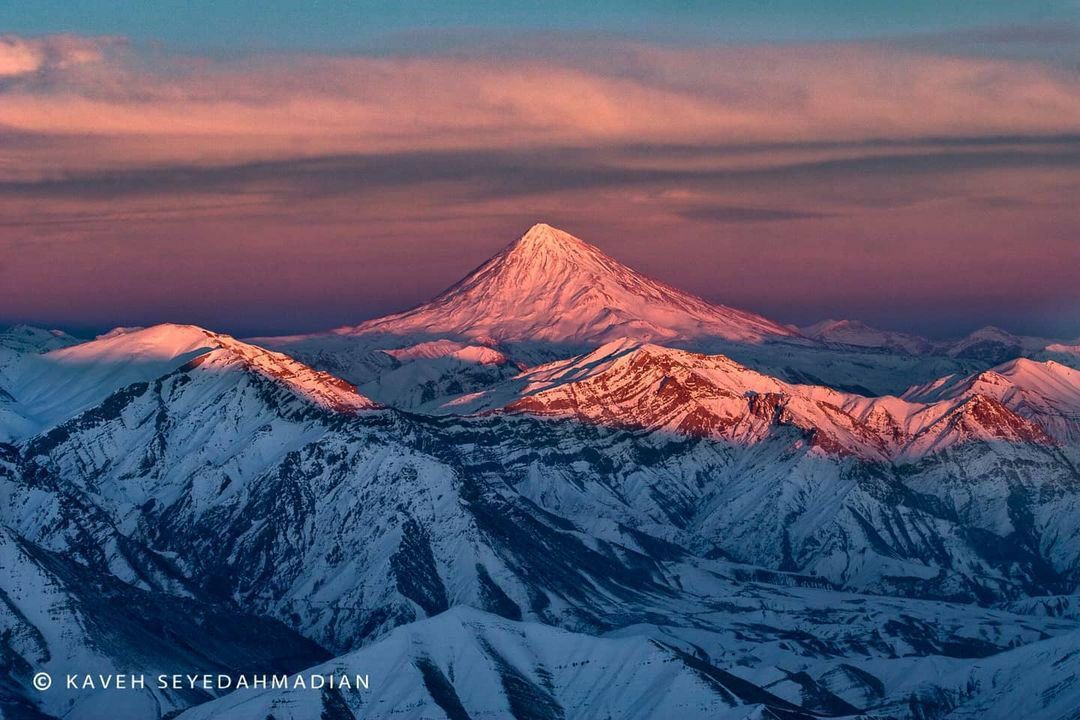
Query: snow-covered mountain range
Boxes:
[{"xmin": 2, "ymin": 224, "xmax": 1079, "ymax": 719}]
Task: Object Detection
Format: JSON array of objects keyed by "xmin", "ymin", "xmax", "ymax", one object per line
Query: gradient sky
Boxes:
[{"xmin": 2, "ymin": 3, "xmax": 1079, "ymax": 339}]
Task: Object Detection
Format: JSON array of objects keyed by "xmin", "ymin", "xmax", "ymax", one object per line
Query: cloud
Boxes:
[
  {"xmin": 0, "ymin": 34, "xmax": 113, "ymax": 77},
  {"xmin": 0, "ymin": 35, "xmax": 1078, "ymax": 183},
  {"xmin": 2, "ymin": 136, "xmax": 1077, "ymax": 207},
  {"xmin": 676, "ymin": 204, "xmax": 834, "ymax": 223}
]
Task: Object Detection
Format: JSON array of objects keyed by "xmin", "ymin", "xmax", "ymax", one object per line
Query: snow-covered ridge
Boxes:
[
  {"xmin": 451, "ymin": 339, "xmax": 1065, "ymax": 459},
  {"xmin": 903, "ymin": 357, "xmax": 1080, "ymax": 443},
  {"xmin": 175, "ymin": 606, "xmax": 820, "ymax": 720},
  {"xmin": 193, "ymin": 330, "xmax": 380, "ymax": 413},
  {"xmin": 176, "ymin": 602, "xmax": 1080, "ymax": 720},
  {"xmin": 2, "ymin": 324, "xmax": 376, "ymax": 436}
]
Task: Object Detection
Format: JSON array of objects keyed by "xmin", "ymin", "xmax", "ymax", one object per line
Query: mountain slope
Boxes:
[
  {"xmin": 0, "ymin": 526, "xmax": 327, "ymax": 720},
  {"xmin": 424, "ymin": 340, "xmax": 1080, "ymax": 600},
  {"xmin": 171, "ymin": 607, "xmax": 833, "ymax": 720},
  {"xmin": 0, "ymin": 325, "xmax": 80, "ymax": 358},
  {"xmin": 0, "ymin": 326, "xmax": 83, "ymax": 442},
  {"xmin": 882, "ymin": 628, "xmax": 1080, "ymax": 719},
  {"xmin": 175, "ymin": 602, "xmax": 1078, "ymax": 720}
]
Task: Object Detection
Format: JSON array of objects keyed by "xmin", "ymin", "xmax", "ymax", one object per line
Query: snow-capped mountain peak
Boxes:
[
  {"xmin": 504, "ymin": 221, "xmax": 592, "ymax": 261},
  {"xmin": 334, "ymin": 223, "xmax": 797, "ymax": 349}
]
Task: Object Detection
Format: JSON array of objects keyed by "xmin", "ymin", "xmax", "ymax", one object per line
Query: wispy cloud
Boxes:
[
  {"xmin": 0, "ymin": 34, "xmax": 115, "ymax": 77},
  {"xmin": 2, "ymin": 36, "xmax": 1079, "ymax": 178},
  {"xmin": 676, "ymin": 204, "xmax": 835, "ymax": 223},
  {"xmin": 2, "ymin": 136, "xmax": 1077, "ymax": 206}
]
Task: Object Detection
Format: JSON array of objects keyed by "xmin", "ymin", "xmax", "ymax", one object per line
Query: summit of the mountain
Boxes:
[
  {"xmin": 505, "ymin": 221, "xmax": 592, "ymax": 259},
  {"xmin": 334, "ymin": 223, "xmax": 798, "ymax": 349}
]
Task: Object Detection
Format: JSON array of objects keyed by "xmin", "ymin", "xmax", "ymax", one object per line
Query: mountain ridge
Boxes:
[{"xmin": 437, "ymin": 339, "xmax": 1062, "ymax": 460}]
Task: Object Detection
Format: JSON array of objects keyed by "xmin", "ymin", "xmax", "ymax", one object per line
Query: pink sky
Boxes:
[{"xmin": 2, "ymin": 33, "xmax": 1078, "ymax": 337}]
